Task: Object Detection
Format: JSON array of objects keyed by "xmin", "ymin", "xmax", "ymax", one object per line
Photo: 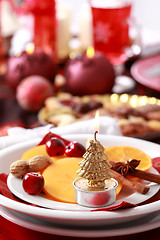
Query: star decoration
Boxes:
[{"xmin": 110, "ymin": 159, "xmax": 140, "ymax": 177}]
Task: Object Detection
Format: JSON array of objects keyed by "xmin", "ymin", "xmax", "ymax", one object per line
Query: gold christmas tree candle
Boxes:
[
  {"xmin": 77, "ymin": 131, "xmax": 112, "ymax": 189},
  {"xmin": 73, "ymin": 132, "xmax": 118, "ymax": 207}
]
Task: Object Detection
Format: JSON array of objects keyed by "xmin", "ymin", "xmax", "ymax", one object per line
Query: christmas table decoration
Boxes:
[
  {"xmin": 73, "ymin": 131, "xmax": 118, "ymax": 207},
  {"xmin": 6, "ymin": 44, "xmax": 57, "ymax": 91},
  {"xmin": 65, "ymin": 47, "xmax": 115, "ymax": 95}
]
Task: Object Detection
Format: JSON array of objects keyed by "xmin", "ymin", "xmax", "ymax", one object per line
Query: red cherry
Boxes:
[
  {"xmin": 22, "ymin": 173, "xmax": 44, "ymax": 195},
  {"xmin": 65, "ymin": 141, "xmax": 86, "ymax": 157},
  {"xmin": 46, "ymin": 137, "xmax": 65, "ymax": 156},
  {"xmin": 152, "ymin": 157, "xmax": 160, "ymax": 173}
]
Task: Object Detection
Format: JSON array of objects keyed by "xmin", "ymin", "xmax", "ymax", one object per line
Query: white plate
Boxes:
[
  {"xmin": 7, "ymin": 168, "xmax": 159, "ymax": 211},
  {"xmin": 1, "ymin": 205, "xmax": 160, "ymax": 237},
  {"xmin": 0, "ymin": 134, "xmax": 160, "ymax": 227}
]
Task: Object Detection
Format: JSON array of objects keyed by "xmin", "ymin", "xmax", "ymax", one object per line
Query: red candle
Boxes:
[
  {"xmin": 65, "ymin": 47, "xmax": 115, "ymax": 95},
  {"xmin": 6, "ymin": 46, "xmax": 57, "ymax": 91},
  {"xmin": 22, "ymin": 0, "xmax": 57, "ymax": 60}
]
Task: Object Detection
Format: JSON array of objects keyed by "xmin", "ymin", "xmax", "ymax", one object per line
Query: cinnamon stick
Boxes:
[
  {"xmin": 109, "ymin": 169, "xmax": 150, "ymax": 194},
  {"xmin": 129, "ymin": 169, "xmax": 160, "ymax": 184},
  {"xmin": 110, "ymin": 160, "xmax": 160, "ymax": 184}
]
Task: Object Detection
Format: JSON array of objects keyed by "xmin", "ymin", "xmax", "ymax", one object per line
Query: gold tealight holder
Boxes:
[{"xmin": 73, "ymin": 131, "xmax": 118, "ymax": 207}]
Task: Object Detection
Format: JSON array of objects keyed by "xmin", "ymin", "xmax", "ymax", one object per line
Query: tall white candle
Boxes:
[
  {"xmin": 78, "ymin": 3, "xmax": 93, "ymax": 51},
  {"xmin": 56, "ymin": 2, "xmax": 71, "ymax": 61}
]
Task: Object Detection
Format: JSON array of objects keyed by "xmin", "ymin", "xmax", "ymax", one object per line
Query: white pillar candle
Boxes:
[
  {"xmin": 56, "ymin": 2, "xmax": 71, "ymax": 61},
  {"xmin": 78, "ymin": 3, "xmax": 93, "ymax": 51}
]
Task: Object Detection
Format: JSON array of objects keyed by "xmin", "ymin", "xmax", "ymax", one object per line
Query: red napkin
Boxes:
[
  {"xmin": 0, "ymin": 173, "xmax": 37, "ymax": 207},
  {"xmin": 0, "ymin": 173, "xmax": 20, "ymax": 201},
  {"xmin": 91, "ymin": 201, "xmax": 137, "ymax": 211}
]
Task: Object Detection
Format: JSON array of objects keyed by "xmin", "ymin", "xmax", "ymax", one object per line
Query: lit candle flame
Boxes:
[
  {"xmin": 93, "ymin": 110, "xmax": 100, "ymax": 133},
  {"xmin": 86, "ymin": 46, "xmax": 95, "ymax": 58},
  {"xmin": 26, "ymin": 43, "xmax": 35, "ymax": 54}
]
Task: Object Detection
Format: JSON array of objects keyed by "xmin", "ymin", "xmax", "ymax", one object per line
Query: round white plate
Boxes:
[
  {"xmin": 1, "ymin": 206, "xmax": 160, "ymax": 237},
  {"xmin": 7, "ymin": 168, "xmax": 159, "ymax": 211},
  {"xmin": 0, "ymin": 134, "xmax": 160, "ymax": 227}
]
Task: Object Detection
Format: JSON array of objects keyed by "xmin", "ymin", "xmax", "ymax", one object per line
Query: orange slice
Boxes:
[
  {"xmin": 42, "ymin": 157, "xmax": 122, "ymax": 203},
  {"xmin": 104, "ymin": 146, "xmax": 152, "ymax": 171}
]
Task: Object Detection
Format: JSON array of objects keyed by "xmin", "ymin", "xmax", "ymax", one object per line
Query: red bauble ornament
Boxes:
[{"xmin": 16, "ymin": 75, "xmax": 53, "ymax": 112}]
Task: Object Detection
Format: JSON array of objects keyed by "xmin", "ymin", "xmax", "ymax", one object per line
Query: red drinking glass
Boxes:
[{"xmin": 90, "ymin": 0, "xmax": 141, "ymax": 66}]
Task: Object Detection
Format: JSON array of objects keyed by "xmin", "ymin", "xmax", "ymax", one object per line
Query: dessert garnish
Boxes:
[
  {"xmin": 111, "ymin": 159, "xmax": 160, "ymax": 184},
  {"xmin": 10, "ymin": 155, "xmax": 52, "ymax": 178}
]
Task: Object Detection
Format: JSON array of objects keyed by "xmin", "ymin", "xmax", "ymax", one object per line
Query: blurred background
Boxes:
[
  {"xmin": 0, "ymin": 0, "xmax": 160, "ymax": 137},
  {"xmin": 1, "ymin": 0, "xmax": 160, "ymax": 58}
]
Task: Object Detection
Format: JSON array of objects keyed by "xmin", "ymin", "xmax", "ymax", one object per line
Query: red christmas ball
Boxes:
[{"xmin": 16, "ymin": 75, "xmax": 54, "ymax": 112}]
